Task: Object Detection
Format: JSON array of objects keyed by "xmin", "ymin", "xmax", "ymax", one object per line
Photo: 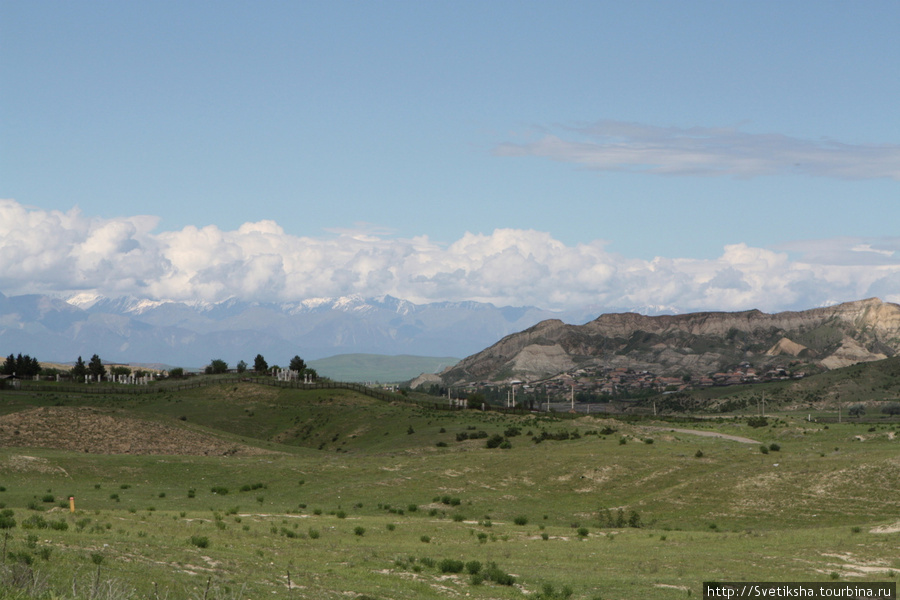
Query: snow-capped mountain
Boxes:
[{"xmin": 0, "ymin": 291, "xmax": 599, "ymax": 368}]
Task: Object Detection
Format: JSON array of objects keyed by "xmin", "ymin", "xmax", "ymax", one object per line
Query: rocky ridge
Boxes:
[{"xmin": 441, "ymin": 298, "xmax": 900, "ymax": 385}]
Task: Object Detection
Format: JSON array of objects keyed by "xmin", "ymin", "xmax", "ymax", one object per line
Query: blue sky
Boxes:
[{"xmin": 2, "ymin": 1, "xmax": 899, "ymax": 313}]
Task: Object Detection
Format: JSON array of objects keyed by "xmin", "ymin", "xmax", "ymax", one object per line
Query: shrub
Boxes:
[
  {"xmin": 439, "ymin": 558, "xmax": 464, "ymax": 573},
  {"xmin": 386, "ymin": 523, "xmax": 396, "ymax": 531},
  {"xmin": 644, "ymin": 438, "xmax": 654, "ymax": 444},
  {"xmin": 760, "ymin": 445, "xmax": 769, "ymax": 454},
  {"xmin": 407, "ymin": 504, "xmax": 418, "ymax": 512},
  {"xmin": 336, "ymin": 510, "xmax": 347, "ymax": 519},
  {"xmin": 577, "ymin": 527, "xmax": 589, "ymax": 537},
  {"xmin": 695, "ymin": 449, "xmax": 704, "ymax": 458},
  {"xmin": 0, "ymin": 510, "xmax": 15, "ymax": 530},
  {"xmin": 483, "ymin": 562, "xmax": 515, "ymax": 586},
  {"xmin": 541, "ymin": 532, "xmax": 549, "ymax": 540},
  {"xmin": 485, "ymin": 434, "xmax": 505, "ymax": 449},
  {"xmin": 420, "ymin": 535, "xmax": 431, "ymax": 543},
  {"xmin": 768, "ymin": 443, "xmax": 780, "ymax": 452},
  {"xmin": 41, "ymin": 494, "xmax": 55, "ymax": 503},
  {"xmin": 513, "ymin": 515, "xmax": 528, "ymax": 526},
  {"xmin": 747, "ymin": 416, "xmax": 769, "ymax": 428},
  {"xmin": 353, "ymin": 526, "xmax": 365, "ymax": 536},
  {"xmin": 210, "ymin": 486, "xmax": 229, "ymax": 495},
  {"xmin": 452, "ymin": 513, "xmax": 465, "ymax": 522},
  {"xmin": 465, "ymin": 560, "xmax": 482, "ymax": 575},
  {"xmin": 190, "ymin": 535, "xmax": 209, "ymax": 548},
  {"xmin": 627, "ymin": 510, "xmax": 642, "ymax": 528},
  {"xmin": 308, "ymin": 528, "xmax": 320, "ymax": 539},
  {"xmin": 21, "ymin": 515, "xmax": 48, "ymax": 530}
]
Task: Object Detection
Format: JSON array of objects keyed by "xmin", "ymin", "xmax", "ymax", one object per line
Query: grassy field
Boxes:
[{"xmin": 1, "ymin": 382, "xmax": 898, "ymax": 599}]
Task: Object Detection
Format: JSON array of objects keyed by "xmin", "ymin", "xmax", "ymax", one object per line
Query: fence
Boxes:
[{"xmin": 11, "ymin": 376, "xmax": 401, "ymax": 403}]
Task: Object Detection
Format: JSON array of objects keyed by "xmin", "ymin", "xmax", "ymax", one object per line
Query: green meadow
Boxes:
[{"xmin": 1, "ymin": 382, "xmax": 898, "ymax": 599}]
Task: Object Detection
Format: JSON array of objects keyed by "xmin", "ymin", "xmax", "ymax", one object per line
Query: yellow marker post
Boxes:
[{"xmin": 69, "ymin": 496, "xmax": 75, "ymax": 513}]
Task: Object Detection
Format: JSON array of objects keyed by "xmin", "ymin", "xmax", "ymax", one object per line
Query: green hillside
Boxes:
[
  {"xmin": 0, "ymin": 380, "xmax": 898, "ymax": 599},
  {"xmin": 310, "ymin": 353, "xmax": 459, "ymax": 382}
]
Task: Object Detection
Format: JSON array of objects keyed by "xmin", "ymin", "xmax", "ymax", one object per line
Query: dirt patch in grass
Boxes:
[{"xmin": 0, "ymin": 406, "xmax": 275, "ymax": 456}]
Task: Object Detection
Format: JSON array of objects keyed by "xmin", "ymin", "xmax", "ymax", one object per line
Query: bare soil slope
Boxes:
[{"xmin": 0, "ymin": 406, "xmax": 274, "ymax": 456}]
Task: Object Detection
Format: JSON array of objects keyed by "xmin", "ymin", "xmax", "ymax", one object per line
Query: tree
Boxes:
[
  {"xmin": 71, "ymin": 356, "xmax": 87, "ymax": 382},
  {"xmin": 205, "ymin": 359, "xmax": 228, "ymax": 375},
  {"xmin": 253, "ymin": 354, "xmax": 268, "ymax": 374},
  {"xmin": 881, "ymin": 402, "xmax": 900, "ymax": 416},
  {"xmin": 168, "ymin": 367, "xmax": 185, "ymax": 379},
  {"xmin": 110, "ymin": 366, "xmax": 131, "ymax": 378},
  {"xmin": 88, "ymin": 354, "xmax": 106, "ymax": 379},
  {"xmin": 236, "ymin": 360, "xmax": 247, "ymax": 374},
  {"xmin": 848, "ymin": 404, "xmax": 866, "ymax": 418},
  {"xmin": 289, "ymin": 355, "xmax": 306, "ymax": 373},
  {"xmin": 2, "ymin": 353, "xmax": 41, "ymax": 378}
]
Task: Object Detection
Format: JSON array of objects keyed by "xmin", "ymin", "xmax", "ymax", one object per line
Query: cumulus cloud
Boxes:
[
  {"xmin": 1, "ymin": 199, "xmax": 899, "ymax": 313},
  {"xmin": 495, "ymin": 120, "xmax": 900, "ymax": 180}
]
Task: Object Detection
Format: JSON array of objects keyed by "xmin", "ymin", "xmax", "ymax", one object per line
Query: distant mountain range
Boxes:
[
  {"xmin": 442, "ymin": 298, "xmax": 900, "ymax": 385},
  {"xmin": 0, "ymin": 291, "xmax": 599, "ymax": 369}
]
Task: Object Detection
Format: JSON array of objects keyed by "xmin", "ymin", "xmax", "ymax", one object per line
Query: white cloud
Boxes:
[
  {"xmin": 1, "ymin": 198, "xmax": 899, "ymax": 312},
  {"xmin": 495, "ymin": 121, "xmax": 900, "ymax": 180}
]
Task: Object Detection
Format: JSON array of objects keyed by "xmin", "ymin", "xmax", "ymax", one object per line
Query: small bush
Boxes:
[
  {"xmin": 768, "ymin": 443, "xmax": 780, "ymax": 452},
  {"xmin": 386, "ymin": 523, "xmax": 396, "ymax": 531},
  {"xmin": 695, "ymin": 449, "xmax": 704, "ymax": 458},
  {"xmin": 760, "ymin": 445, "xmax": 769, "ymax": 454},
  {"xmin": 747, "ymin": 416, "xmax": 769, "ymax": 428},
  {"xmin": 577, "ymin": 527, "xmax": 589, "ymax": 537},
  {"xmin": 308, "ymin": 528, "xmax": 320, "ymax": 539},
  {"xmin": 439, "ymin": 558, "xmax": 464, "ymax": 573},
  {"xmin": 0, "ymin": 509, "xmax": 16, "ymax": 530},
  {"xmin": 465, "ymin": 560, "xmax": 482, "ymax": 574},
  {"xmin": 210, "ymin": 486, "xmax": 229, "ymax": 495},
  {"xmin": 485, "ymin": 434, "xmax": 505, "ymax": 449},
  {"xmin": 420, "ymin": 535, "xmax": 431, "ymax": 543},
  {"xmin": 336, "ymin": 510, "xmax": 347, "ymax": 519},
  {"xmin": 353, "ymin": 526, "xmax": 365, "ymax": 536},
  {"xmin": 190, "ymin": 535, "xmax": 209, "ymax": 548},
  {"xmin": 483, "ymin": 562, "xmax": 515, "ymax": 586},
  {"xmin": 41, "ymin": 494, "xmax": 55, "ymax": 503},
  {"xmin": 513, "ymin": 515, "xmax": 528, "ymax": 526}
]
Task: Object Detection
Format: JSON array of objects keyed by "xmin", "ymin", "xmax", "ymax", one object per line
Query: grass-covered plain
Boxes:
[{"xmin": 1, "ymin": 382, "xmax": 898, "ymax": 599}]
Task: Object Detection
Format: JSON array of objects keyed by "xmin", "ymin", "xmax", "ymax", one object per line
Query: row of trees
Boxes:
[
  {"xmin": 2, "ymin": 353, "xmax": 153, "ymax": 383},
  {"xmin": 205, "ymin": 354, "xmax": 317, "ymax": 379},
  {"xmin": 2, "ymin": 353, "xmax": 42, "ymax": 377}
]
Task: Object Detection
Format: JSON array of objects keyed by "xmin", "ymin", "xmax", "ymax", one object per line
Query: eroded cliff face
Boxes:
[{"xmin": 442, "ymin": 298, "xmax": 900, "ymax": 385}]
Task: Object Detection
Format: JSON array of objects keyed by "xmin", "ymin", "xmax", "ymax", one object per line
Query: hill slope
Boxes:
[{"xmin": 442, "ymin": 298, "xmax": 900, "ymax": 384}]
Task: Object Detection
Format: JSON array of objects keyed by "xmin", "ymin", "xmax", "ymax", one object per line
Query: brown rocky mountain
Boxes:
[{"xmin": 441, "ymin": 298, "xmax": 900, "ymax": 385}]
